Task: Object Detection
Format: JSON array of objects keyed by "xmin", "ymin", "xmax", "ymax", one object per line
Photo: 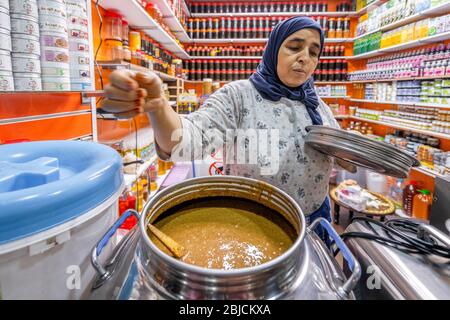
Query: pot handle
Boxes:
[
  {"xmin": 91, "ymin": 209, "xmax": 139, "ymax": 279},
  {"xmin": 308, "ymin": 218, "xmax": 361, "ymax": 298}
]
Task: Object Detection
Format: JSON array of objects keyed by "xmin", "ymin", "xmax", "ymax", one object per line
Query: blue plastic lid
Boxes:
[{"xmin": 0, "ymin": 141, "xmax": 124, "ymax": 244}]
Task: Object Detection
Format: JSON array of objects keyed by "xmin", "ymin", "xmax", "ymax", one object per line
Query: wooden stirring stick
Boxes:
[{"xmin": 148, "ymin": 224, "xmax": 187, "ymax": 259}]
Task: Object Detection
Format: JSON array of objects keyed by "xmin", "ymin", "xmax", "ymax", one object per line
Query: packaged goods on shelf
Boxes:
[
  {"xmin": 189, "ymin": 1, "xmax": 358, "ymax": 14},
  {"xmin": 187, "ymin": 16, "xmax": 351, "ymax": 40},
  {"xmin": 316, "ymin": 85, "xmax": 347, "ymax": 97},
  {"xmin": 185, "ymin": 59, "xmax": 259, "ymax": 81},
  {"xmin": 349, "ymin": 44, "xmax": 450, "ymax": 81},
  {"xmin": 354, "ymin": 12, "xmax": 450, "ymax": 55},
  {"xmin": 177, "ymin": 91, "xmax": 199, "ymax": 114}
]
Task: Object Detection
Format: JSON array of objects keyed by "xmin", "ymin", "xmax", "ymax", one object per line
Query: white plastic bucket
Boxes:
[
  {"xmin": 0, "ymin": 0, "xmax": 9, "ymax": 10},
  {"xmin": 42, "ymin": 76, "xmax": 70, "ymax": 91},
  {"xmin": 0, "ymin": 29, "xmax": 11, "ymax": 52},
  {"xmin": 12, "ymin": 34, "xmax": 41, "ymax": 55},
  {"xmin": 12, "ymin": 53, "xmax": 41, "ymax": 73},
  {"xmin": 13, "ymin": 73, "xmax": 42, "ymax": 91},
  {"xmin": 0, "ymin": 50, "xmax": 12, "ymax": 72},
  {"xmin": 11, "ymin": 14, "xmax": 40, "ymax": 36},
  {"xmin": 39, "ymin": 14, "xmax": 68, "ymax": 34},
  {"xmin": 37, "ymin": 0, "xmax": 67, "ymax": 19},
  {"xmin": 40, "ymin": 33, "xmax": 69, "ymax": 49},
  {"xmin": 41, "ymin": 61, "xmax": 70, "ymax": 77},
  {"xmin": 0, "ymin": 192, "xmax": 121, "ymax": 299},
  {"xmin": 0, "ymin": 71, "xmax": 14, "ymax": 91},
  {"xmin": 0, "ymin": 7, "xmax": 11, "ymax": 31},
  {"xmin": 9, "ymin": 0, "xmax": 38, "ymax": 18},
  {"xmin": 41, "ymin": 46, "xmax": 69, "ymax": 64}
]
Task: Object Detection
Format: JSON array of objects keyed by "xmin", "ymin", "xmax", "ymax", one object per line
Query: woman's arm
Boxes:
[{"xmin": 101, "ymin": 69, "xmax": 242, "ymax": 161}]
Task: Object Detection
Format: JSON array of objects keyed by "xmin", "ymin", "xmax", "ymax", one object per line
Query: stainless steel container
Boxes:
[
  {"xmin": 344, "ymin": 220, "xmax": 450, "ymax": 300},
  {"xmin": 89, "ymin": 176, "xmax": 361, "ymax": 300}
]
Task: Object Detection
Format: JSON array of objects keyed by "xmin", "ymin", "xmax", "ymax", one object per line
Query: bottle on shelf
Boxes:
[
  {"xmin": 402, "ymin": 180, "xmax": 419, "ymax": 216},
  {"xmin": 412, "ymin": 189, "xmax": 432, "ymax": 220}
]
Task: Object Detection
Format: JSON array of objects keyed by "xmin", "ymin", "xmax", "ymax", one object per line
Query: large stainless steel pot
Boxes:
[{"xmin": 89, "ymin": 176, "xmax": 361, "ymax": 300}]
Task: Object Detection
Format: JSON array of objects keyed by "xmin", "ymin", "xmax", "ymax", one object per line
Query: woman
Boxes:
[{"xmin": 102, "ymin": 17, "xmax": 350, "ymax": 240}]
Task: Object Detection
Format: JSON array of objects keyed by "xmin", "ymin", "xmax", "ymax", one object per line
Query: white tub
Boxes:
[
  {"xmin": 0, "ymin": 29, "xmax": 12, "ymax": 51},
  {"xmin": 41, "ymin": 46, "xmax": 69, "ymax": 65},
  {"xmin": 40, "ymin": 33, "xmax": 69, "ymax": 49},
  {"xmin": 12, "ymin": 53, "xmax": 41, "ymax": 73},
  {"xmin": 0, "ymin": 141, "xmax": 124, "ymax": 299},
  {"xmin": 42, "ymin": 76, "xmax": 70, "ymax": 90},
  {"xmin": 9, "ymin": 0, "xmax": 38, "ymax": 18},
  {"xmin": 37, "ymin": 0, "xmax": 67, "ymax": 19},
  {"xmin": 13, "ymin": 73, "xmax": 42, "ymax": 91},
  {"xmin": 11, "ymin": 14, "xmax": 40, "ymax": 36},
  {"xmin": 0, "ymin": 50, "xmax": 12, "ymax": 72},
  {"xmin": 12, "ymin": 34, "xmax": 41, "ymax": 55},
  {"xmin": 41, "ymin": 61, "xmax": 70, "ymax": 77},
  {"xmin": 0, "ymin": 71, "xmax": 14, "ymax": 91},
  {"xmin": 70, "ymin": 67, "xmax": 90, "ymax": 79},
  {"xmin": 0, "ymin": 0, "xmax": 8, "ymax": 10},
  {"xmin": 0, "ymin": 7, "xmax": 11, "ymax": 31},
  {"xmin": 39, "ymin": 14, "xmax": 68, "ymax": 34},
  {"xmin": 66, "ymin": 0, "xmax": 87, "ymax": 14},
  {"xmin": 68, "ymin": 27, "xmax": 88, "ymax": 41},
  {"xmin": 68, "ymin": 14, "xmax": 88, "ymax": 31}
]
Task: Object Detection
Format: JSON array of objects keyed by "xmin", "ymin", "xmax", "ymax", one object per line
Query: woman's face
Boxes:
[{"xmin": 276, "ymin": 28, "xmax": 321, "ymax": 88}]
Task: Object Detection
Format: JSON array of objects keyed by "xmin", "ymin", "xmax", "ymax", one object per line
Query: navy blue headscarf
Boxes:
[{"xmin": 249, "ymin": 16, "xmax": 324, "ymax": 125}]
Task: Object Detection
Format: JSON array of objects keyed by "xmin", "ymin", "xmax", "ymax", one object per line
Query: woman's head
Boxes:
[
  {"xmin": 249, "ymin": 16, "xmax": 325, "ymax": 125},
  {"xmin": 277, "ymin": 28, "xmax": 321, "ymax": 87}
]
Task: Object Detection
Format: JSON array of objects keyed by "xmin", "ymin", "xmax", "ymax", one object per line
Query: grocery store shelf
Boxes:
[
  {"xmin": 0, "ymin": 110, "xmax": 92, "ymax": 125},
  {"xmin": 413, "ymin": 166, "xmax": 447, "ymax": 179},
  {"xmin": 319, "ymin": 96, "xmax": 350, "ymax": 99},
  {"xmin": 96, "ymin": 0, "xmax": 189, "ymax": 59},
  {"xmin": 334, "ymin": 114, "xmax": 349, "ymax": 120},
  {"xmin": 315, "ymin": 81, "xmax": 351, "ymax": 85},
  {"xmin": 349, "ymin": 99, "xmax": 450, "ymax": 109},
  {"xmin": 353, "ymin": 2, "xmax": 450, "ymax": 41},
  {"xmin": 97, "ymin": 61, "xmax": 181, "ymax": 81},
  {"xmin": 190, "ymin": 38, "xmax": 354, "ymax": 44},
  {"xmin": 191, "ymin": 11, "xmax": 357, "ymax": 18},
  {"xmin": 348, "ymin": 116, "xmax": 450, "ymax": 140},
  {"xmin": 188, "ymin": 56, "xmax": 348, "ymax": 60},
  {"xmin": 349, "ymin": 75, "xmax": 450, "ymax": 83},
  {"xmin": 124, "ymin": 155, "xmax": 158, "ymax": 190},
  {"xmin": 154, "ymin": 0, "xmax": 190, "ymax": 42},
  {"xmin": 189, "ymin": 56, "xmax": 262, "ymax": 59},
  {"xmin": 351, "ymin": 0, "xmax": 386, "ymax": 17},
  {"xmin": 350, "ymin": 31, "xmax": 450, "ymax": 60}
]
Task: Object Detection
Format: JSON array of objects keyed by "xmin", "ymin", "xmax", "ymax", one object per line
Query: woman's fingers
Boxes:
[
  {"xmin": 135, "ymin": 72, "xmax": 162, "ymax": 98},
  {"xmin": 104, "ymin": 85, "xmax": 146, "ymax": 101},
  {"xmin": 108, "ymin": 69, "xmax": 139, "ymax": 91},
  {"xmin": 101, "ymin": 98, "xmax": 145, "ymax": 114}
]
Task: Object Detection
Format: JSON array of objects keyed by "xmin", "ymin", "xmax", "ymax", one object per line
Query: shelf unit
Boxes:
[
  {"xmin": 353, "ymin": 2, "xmax": 450, "ymax": 41},
  {"xmin": 350, "ymin": 31, "xmax": 450, "ymax": 60},
  {"xmin": 349, "ymin": 99, "xmax": 450, "ymax": 109},
  {"xmin": 154, "ymin": 0, "xmax": 190, "ymax": 42},
  {"xmin": 351, "ymin": 0, "xmax": 387, "ymax": 17},
  {"xmin": 348, "ymin": 116, "xmax": 450, "ymax": 140},
  {"xmin": 188, "ymin": 38, "xmax": 354, "ymax": 44},
  {"xmin": 319, "ymin": 96, "xmax": 350, "ymax": 99},
  {"xmin": 349, "ymin": 75, "xmax": 450, "ymax": 83},
  {"xmin": 188, "ymin": 56, "xmax": 348, "ymax": 60},
  {"xmin": 124, "ymin": 154, "xmax": 158, "ymax": 190},
  {"xmin": 97, "ymin": 61, "xmax": 182, "ymax": 82},
  {"xmin": 96, "ymin": 0, "xmax": 190, "ymax": 59},
  {"xmin": 191, "ymin": 11, "xmax": 358, "ymax": 18}
]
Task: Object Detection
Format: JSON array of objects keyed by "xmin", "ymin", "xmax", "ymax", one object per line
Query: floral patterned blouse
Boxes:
[{"xmin": 156, "ymin": 79, "xmax": 340, "ymax": 215}]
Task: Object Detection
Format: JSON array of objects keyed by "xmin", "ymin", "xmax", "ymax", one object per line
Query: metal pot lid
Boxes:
[
  {"xmin": 306, "ymin": 126, "xmax": 419, "ymax": 166},
  {"xmin": 305, "ymin": 126, "xmax": 420, "ymax": 178}
]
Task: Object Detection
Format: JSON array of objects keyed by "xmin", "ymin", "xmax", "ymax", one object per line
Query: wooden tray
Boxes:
[{"xmin": 330, "ymin": 187, "xmax": 395, "ymax": 216}]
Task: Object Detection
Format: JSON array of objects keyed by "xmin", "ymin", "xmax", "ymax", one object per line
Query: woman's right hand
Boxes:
[{"xmin": 101, "ymin": 69, "xmax": 168, "ymax": 119}]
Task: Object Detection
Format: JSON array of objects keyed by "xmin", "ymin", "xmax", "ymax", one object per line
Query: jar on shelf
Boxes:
[{"xmin": 104, "ymin": 11, "xmax": 122, "ymax": 41}]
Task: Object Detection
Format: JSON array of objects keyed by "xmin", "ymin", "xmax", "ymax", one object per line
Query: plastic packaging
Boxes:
[
  {"xmin": 403, "ymin": 181, "xmax": 419, "ymax": 216},
  {"xmin": 412, "ymin": 189, "xmax": 432, "ymax": 220}
]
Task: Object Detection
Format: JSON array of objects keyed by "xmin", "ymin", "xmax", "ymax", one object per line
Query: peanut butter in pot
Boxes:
[{"xmin": 149, "ymin": 197, "xmax": 297, "ymax": 270}]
